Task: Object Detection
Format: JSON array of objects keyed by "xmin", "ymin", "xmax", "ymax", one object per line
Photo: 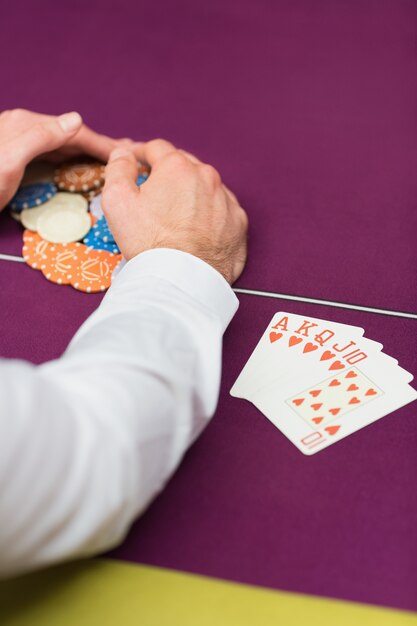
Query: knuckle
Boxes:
[
  {"xmin": 240, "ymin": 208, "xmax": 249, "ymax": 228},
  {"xmin": 165, "ymin": 151, "xmax": 189, "ymax": 170},
  {"xmin": 147, "ymin": 138, "xmax": 173, "ymax": 151},
  {"xmin": 226, "ymin": 188, "xmax": 238, "ymax": 203},
  {"xmin": 8, "ymin": 108, "xmax": 27, "ymax": 120},
  {"xmin": 148, "ymin": 138, "xmax": 165, "ymax": 147},
  {"xmin": 201, "ymin": 163, "xmax": 221, "ymax": 185}
]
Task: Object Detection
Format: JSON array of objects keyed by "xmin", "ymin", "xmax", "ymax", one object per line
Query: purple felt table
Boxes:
[{"xmin": 1, "ymin": 0, "xmax": 416, "ymax": 612}]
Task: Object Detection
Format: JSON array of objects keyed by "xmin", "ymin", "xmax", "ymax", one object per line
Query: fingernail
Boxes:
[
  {"xmin": 58, "ymin": 111, "xmax": 82, "ymax": 133},
  {"xmin": 109, "ymin": 148, "xmax": 133, "ymax": 161}
]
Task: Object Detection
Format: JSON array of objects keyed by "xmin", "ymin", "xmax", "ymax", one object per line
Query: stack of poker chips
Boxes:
[{"xmin": 9, "ymin": 158, "xmax": 149, "ymax": 293}]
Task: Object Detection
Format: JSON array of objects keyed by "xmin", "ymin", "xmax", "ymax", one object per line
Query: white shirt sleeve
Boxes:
[{"xmin": 0, "ymin": 248, "xmax": 238, "ymax": 577}]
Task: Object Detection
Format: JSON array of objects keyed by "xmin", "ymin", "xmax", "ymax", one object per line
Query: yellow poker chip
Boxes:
[
  {"xmin": 20, "ymin": 192, "xmax": 88, "ymax": 231},
  {"xmin": 37, "ymin": 206, "xmax": 92, "ymax": 244},
  {"xmin": 54, "ymin": 159, "xmax": 105, "ymax": 192}
]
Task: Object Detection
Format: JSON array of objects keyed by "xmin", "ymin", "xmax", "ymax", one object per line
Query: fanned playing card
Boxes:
[
  {"xmin": 230, "ymin": 312, "xmax": 416, "ymax": 454},
  {"xmin": 230, "ymin": 312, "xmax": 365, "ymax": 399}
]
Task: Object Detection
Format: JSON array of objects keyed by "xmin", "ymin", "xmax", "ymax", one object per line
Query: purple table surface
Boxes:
[
  {"xmin": 1, "ymin": 0, "xmax": 417, "ymax": 612},
  {"xmin": 2, "ymin": 0, "xmax": 417, "ymax": 313}
]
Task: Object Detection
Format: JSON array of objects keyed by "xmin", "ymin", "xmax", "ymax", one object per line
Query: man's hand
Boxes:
[
  {"xmin": 0, "ymin": 109, "xmax": 134, "ymax": 210},
  {"xmin": 102, "ymin": 139, "xmax": 248, "ymax": 284}
]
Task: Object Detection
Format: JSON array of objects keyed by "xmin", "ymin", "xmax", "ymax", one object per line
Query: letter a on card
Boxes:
[{"xmin": 271, "ymin": 316, "xmax": 289, "ymax": 332}]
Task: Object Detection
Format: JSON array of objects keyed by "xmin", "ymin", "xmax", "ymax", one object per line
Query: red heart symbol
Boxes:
[
  {"xmin": 349, "ymin": 397, "xmax": 360, "ymax": 405},
  {"xmin": 269, "ymin": 331, "xmax": 283, "ymax": 343},
  {"xmin": 325, "ymin": 425, "xmax": 341, "ymax": 436},
  {"xmin": 303, "ymin": 342, "xmax": 318, "ymax": 354},
  {"xmin": 329, "ymin": 407, "xmax": 340, "ymax": 416},
  {"xmin": 329, "ymin": 361, "xmax": 345, "ymax": 371},
  {"xmin": 347, "ymin": 384, "xmax": 359, "ymax": 391},
  {"xmin": 312, "ymin": 417, "xmax": 323, "ymax": 424},
  {"xmin": 321, "ymin": 350, "xmax": 335, "ymax": 361},
  {"xmin": 289, "ymin": 335, "xmax": 303, "ymax": 347},
  {"xmin": 311, "ymin": 403, "xmax": 322, "ymax": 411},
  {"xmin": 292, "ymin": 398, "xmax": 304, "ymax": 406},
  {"xmin": 309, "ymin": 389, "xmax": 321, "ymax": 397},
  {"xmin": 366, "ymin": 388, "xmax": 377, "ymax": 396},
  {"xmin": 329, "ymin": 379, "xmax": 341, "ymax": 387},
  {"xmin": 346, "ymin": 370, "xmax": 357, "ymax": 379}
]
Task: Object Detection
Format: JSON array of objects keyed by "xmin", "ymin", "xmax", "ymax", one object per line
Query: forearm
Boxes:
[{"xmin": 0, "ymin": 249, "xmax": 238, "ymax": 577}]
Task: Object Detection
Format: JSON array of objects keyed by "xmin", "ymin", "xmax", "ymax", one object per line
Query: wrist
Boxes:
[{"xmin": 113, "ymin": 248, "xmax": 239, "ymax": 332}]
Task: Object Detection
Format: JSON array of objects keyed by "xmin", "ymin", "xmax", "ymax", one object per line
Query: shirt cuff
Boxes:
[{"xmin": 112, "ymin": 249, "xmax": 239, "ymax": 332}]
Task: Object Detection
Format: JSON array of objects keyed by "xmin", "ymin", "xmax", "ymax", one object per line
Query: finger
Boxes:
[
  {"xmin": 72, "ymin": 124, "xmax": 119, "ymax": 162},
  {"xmin": 129, "ymin": 142, "xmax": 146, "ymax": 162},
  {"xmin": 6, "ymin": 112, "xmax": 83, "ymax": 165},
  {"xmin": 131, "ymin": 138, "xmax": 177, "ymax": 167},
  {"xmin": 103, "ymin": 148, "xmax": 139, "ymax": 201}
]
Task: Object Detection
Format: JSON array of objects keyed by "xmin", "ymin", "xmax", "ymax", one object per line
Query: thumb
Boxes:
[{"xmin": 9, "ymin": 112, "xmax": 83, "ymax": 165}]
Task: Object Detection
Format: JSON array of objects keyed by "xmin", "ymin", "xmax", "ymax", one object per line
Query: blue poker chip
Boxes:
[
  {"xmin": 83, "ymin": 230, "xmax": 120, "ymax": 254},
  {"xmin": 91, "ymin": 215, "xmax": 116, "ymax": 244},
  {"xmin": 136, "ymin": 173, "xmax": 149, "ymax": 186},
  {"xmin": 9, "ymin": 182, "xmax": 57, "ymax": 212}
]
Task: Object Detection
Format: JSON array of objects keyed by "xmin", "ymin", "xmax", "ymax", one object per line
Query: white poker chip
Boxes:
[
  {"xmin": 37, "ymin": 206, "xmax": 92, "ymax": 244},
  {"xmin": 21, "ymin": 192, "xmax": 88, "ymax": 231},
  {"xmin": 89, "ymin": 193, "xmax": 103, "ymax": 220}
]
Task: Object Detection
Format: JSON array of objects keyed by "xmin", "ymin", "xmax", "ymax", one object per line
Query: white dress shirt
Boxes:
[{"xmin": 0, "ymin": 249, "xmax": 238, "ymax": 577}]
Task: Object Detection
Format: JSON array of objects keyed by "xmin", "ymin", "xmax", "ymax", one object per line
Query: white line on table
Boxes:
[
  {"xmin": 0, "ymin": 253, "xmax": 25, "ymax": 263},
  {"xmin": 233, "ymin": 287, "xmax": 417, "ymax": 320},
  {"xmin": 0, "ymin": 256, "xmax": 414, "ymax": 320}
]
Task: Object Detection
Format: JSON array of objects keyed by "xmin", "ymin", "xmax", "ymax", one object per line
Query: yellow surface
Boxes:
[{"xmin": 0, "ymin": 559, "xmax": 416, "ymax": 626}]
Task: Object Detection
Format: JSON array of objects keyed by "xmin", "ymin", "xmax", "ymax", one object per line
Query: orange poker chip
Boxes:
[
  {"xmin": 23, "ymin": 230, "xmax": 85, "ymax": 285},
  {"xmin": 22, "ymin": 230, "xmax": 121, "ymax": 293},
  {"xmin": 41, "ymin": 242, "xmax": 86, "ymax": 285},
  {"xmin": 54, "ymin": 159, "xmax": 105, "ymax": 193},
  {"xmin": 70, "ymin": 248, "xmax": 122, "ymax": 293},
  {"xmin": 22, "ymin": 230, "xmax": 55, "ymax": 270}
]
